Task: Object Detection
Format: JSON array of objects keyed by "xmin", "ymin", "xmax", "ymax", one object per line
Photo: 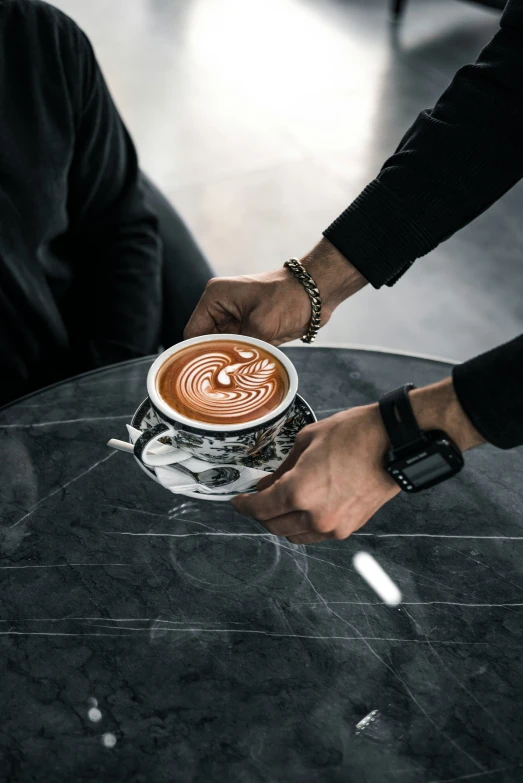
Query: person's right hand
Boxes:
[
  {"xmin": 184, "ymin": 238, "xmax": 368, "ymax": 346},
  {"xmin": 184, "ymin": 268, "xmax": 312, "ymax": 345}
]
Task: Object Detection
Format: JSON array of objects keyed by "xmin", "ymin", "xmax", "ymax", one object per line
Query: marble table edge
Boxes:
[{"xmin": 0, "ymin": 344, "xmax": 454, "ymax": 415}]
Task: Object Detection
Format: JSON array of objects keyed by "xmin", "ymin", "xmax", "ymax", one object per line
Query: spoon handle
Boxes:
[
  {"xmin": 107, "ymin": 439, "xmax": 135, "ymax": 454},
  {"xmin": 173, "ymin": 463, "xmax": 198, "ymax": 482}
]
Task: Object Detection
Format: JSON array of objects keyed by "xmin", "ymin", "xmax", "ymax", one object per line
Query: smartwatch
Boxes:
[{"xmin": 379, "ymin": 384, "xmax": 464, "ymax": 493}]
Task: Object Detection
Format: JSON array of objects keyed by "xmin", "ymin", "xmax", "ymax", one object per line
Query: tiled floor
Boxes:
[{"xmin": 52, "ymin": 0, "xmax": 523, "ymax": 362}]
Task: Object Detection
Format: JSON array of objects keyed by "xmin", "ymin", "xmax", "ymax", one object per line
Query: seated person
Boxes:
[{"xmin": 0, "ymin": 0, "xmax": 212, "ymax": 407}]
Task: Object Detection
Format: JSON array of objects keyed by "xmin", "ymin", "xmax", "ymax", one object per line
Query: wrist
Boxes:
[
  {"xmin": 300, "ymin": 238, "xmax": 367, "ymax": 317},
  {"xmin": 409, "ymin": 377, "xmax": 484, "ymax": 452}
]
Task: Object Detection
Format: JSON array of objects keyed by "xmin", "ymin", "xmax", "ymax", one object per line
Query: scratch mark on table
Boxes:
[{"xmin": 10, "ymin": 451, "xmax": 116, "ymax": 528}]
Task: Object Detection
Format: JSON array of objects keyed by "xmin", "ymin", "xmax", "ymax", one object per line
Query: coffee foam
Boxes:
[{"xmin": 157, "ymin": 340, "xmax": 289, "ymax": 425}]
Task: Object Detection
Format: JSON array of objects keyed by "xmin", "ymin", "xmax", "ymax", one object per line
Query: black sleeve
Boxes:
[
  {"xmin": 452, "ymin": 335, "xmax": 523, "ymax": 449},
  {"xmin": 64, "ymin": 25, "xmax": 162, "ymax": 367},
  {"xmin": 323, "ymin": 0, "xmax": 523, "ymax": 288}
]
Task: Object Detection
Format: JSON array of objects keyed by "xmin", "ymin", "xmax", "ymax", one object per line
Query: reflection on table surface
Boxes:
[{"xmin": 1, "ymin": 348, "xmax": 523, "ymax": 783}]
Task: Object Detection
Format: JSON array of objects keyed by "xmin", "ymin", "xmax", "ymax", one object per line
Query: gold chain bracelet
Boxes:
[{"xmin": 283, "ymin": 258, "xmax": 322, "ymax": 344}]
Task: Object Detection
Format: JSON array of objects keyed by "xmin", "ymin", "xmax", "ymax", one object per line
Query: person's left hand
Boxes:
[{"xmin": 232, "ymin": 404, "xmax": 400, "ymax": 543}]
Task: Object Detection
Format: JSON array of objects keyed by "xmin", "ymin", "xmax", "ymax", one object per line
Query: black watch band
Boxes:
[
  {"xmin": 379, "ymin": 383, "xmax": 424, "ymax": 455},
  {"xmin": 379, "ymin": 384, "xmax": 464, "ymax": 493}
]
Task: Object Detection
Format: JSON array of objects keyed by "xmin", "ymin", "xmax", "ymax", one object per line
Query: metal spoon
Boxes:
[
  {"xmin": 174, "ymin": 463, "xmax": 241, "ymax": 488},
  {"xmin": 107, "ymin": 439, "xmax": 240, "ymax": 488}
]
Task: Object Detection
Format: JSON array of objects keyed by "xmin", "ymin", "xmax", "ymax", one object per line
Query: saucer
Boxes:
[{"xmin": 130, "ymin": 394, "xmax": 317, "ymax": 502}]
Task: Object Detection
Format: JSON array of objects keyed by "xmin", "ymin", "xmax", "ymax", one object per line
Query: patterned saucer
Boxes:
[{"xmin": 130, "ymin": 394, "xmax": 317, "ymax": 502}]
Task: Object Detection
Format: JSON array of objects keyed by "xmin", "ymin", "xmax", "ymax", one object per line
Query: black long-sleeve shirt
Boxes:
[
  {"xmin": 0, "ymin": 0, "xmax": 161, "ymax": 406},
  {"xmin": 324, "ymin": 0, "xmax": 523, "ymax": 450}
]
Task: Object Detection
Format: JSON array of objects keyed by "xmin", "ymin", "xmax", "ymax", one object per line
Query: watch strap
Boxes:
[{"xmin": 379, "ymin": 384, "xmax": 425, "ymax": 453}]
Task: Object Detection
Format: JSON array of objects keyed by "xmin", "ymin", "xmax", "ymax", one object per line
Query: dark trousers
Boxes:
[{"xmin": 141, "ymin": 174, "xmax": 213, "ymax": 348}]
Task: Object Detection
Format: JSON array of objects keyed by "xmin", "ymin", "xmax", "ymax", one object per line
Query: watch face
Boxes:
[
  {"xmin": 386, "ymin": 431, "xmax": 464, "ymax": 492},
  {"xmin": 401, "ymin": 453, "xmax": 453, "ymax": 487}
]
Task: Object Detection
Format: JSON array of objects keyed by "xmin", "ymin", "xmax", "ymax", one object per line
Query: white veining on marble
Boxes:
[
  {"xmin": 0, "ymin": 563, "xmax": 130, "ymax": 570},
  {"xmin": 427, "ymin": 764, "xmax": 522, "ymax": 782},
  {"xmin": 106, "ymin": 529, "xmax": 523, "ymax": 541},
  {"xmin": 442, "ymin": 543, "xmax": 523, "ymax": 594},
  {"xmin": 10, "ymin": 451, "xmax": 116, "ymax": 528},
  {"xmin": 96, "ymin": 504, "xmax": 168, "ymax": 517},
  {"xmin": 277, "ymin": 551, "xmax": 483, "ymax": 767},
  {"xmin": 281, "ymin": 538, "xmax": 488, "ymax": 768},
  {"xmin": 117, "ymin": 525, "xmax": 514, "ymax": 610},
  {"xmin": 0, "ymin": 631, "xmax": 149, "ymax": 637},
  {"xmin": 413, "ymin": 609, "xmax": 519, "ymax": 744},
  {"xmin": 301, "ymin": 600, "xmax": 523, "ymax": 608},
  {"xmin": 283, "ymin": 558, "xmax": 485, "ymax": 770},
  {"xmin": 0, "ymin": 627, "xmax": 516, "ymax": 646},
  {"xmin": 0, "ymin": 414, "xmax": 134, "ymax": 429},
  {"xmin": 0, "ymin": 617, "xmax": 245, "ymax": 624},
  {"xmin": 354, "ymin": 533, "xmax": 523, "ymax": 540},
  {"xmin": 106, "ymin": 531, "xmax": 275, "ymax": 538}
]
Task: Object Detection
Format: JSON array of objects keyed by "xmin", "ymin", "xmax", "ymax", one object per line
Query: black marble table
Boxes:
[{"xmin": 1, "ymin": 347, "xmax": 523, "ymax": 783}]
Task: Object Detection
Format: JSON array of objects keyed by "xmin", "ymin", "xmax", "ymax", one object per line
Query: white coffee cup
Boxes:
[{"xmin": 133, "ymin": 334, "xmax": 299, "ymax": 467}]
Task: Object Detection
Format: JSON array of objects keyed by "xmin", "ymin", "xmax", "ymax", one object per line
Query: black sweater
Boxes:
[
  {"xmin": 0, "ymin": 0, "xmax": 161, "ymax": 406},
  {"xmin": 324, "ymin": 0, "xmax": 523, "ymax": 450}
]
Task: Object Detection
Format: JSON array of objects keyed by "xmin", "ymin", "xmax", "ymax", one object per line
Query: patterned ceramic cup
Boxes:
[{"xmin": 133, "ymin": 335, "xmax": 299, "ymax": 467}]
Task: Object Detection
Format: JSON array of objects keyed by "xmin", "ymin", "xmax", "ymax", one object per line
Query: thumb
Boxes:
[
  {"xmin": 256, "ymin": 430, "xmax": 312, "ymax": 491},
  {"xmin": 183, "ymin": 292, "xmax": 219, "ymax": 339}
]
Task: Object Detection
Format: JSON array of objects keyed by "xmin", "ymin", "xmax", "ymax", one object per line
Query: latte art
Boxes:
[{"xmin": 157, "ymin": 340, "xmax": 289, "ymax": 425}]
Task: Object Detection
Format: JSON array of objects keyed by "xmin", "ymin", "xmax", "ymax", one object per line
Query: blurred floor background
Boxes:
[{"xmin": 51, "ymin": 0, "xmax": 523, "ymax": 362}]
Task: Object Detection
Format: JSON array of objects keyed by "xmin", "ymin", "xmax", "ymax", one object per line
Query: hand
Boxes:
[
  {"xmin": 184, "ymin": 268, "xmax": 313, "ymax": 345},
  {"xmin": 232, "ymin": 378, "xmax": 484, "ymax": 543},
  {"xmin": 232, "ymin": 404, "xmax": 399, "ymax": 543},
  {"xmin": 184, "ymin": 238, "xmax": 367, "ymax": 345}
]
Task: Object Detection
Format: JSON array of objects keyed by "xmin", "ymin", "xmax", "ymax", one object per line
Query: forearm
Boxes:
[
  {"xmin": 323, "ymin": 0, "xmax": 523, "ymax": 288},
  {"xmin": 300, "ymin": 238, "xmax": 368, "ymax": 319},
  {"xmin": 452, "ymin": 335, "xmax": 523, "ymax": 449},
  {"xmin": 378, "ymin": 332, "xmax": 523, "ymax": 453},
  {"xmin": 408, "ymin": 377, "xmax": 484, "ymax": 452}
]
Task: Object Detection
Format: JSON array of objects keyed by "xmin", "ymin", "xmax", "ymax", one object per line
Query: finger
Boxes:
[
  {"xmin": 256, "ymin": 431, "xmax": 313, "ymax": 492},
  {"xmin": 259, "ymin": 511, "xmax": 310, "ymax": 538},
  {"xmin": 256, "ymin": 447, "xmax": 302, "ymax": 491},
  {"xmin": 183, "ymin": 295, "xmax": 219, "ymax": 339},
  {"xmin": 232, "ymin": 476, "xmax": 295, "ymax": 521},
  {"xmin": 214, "ymin": 319, "xmax": 242, "ymax": 335},
  {"xmin": 256, "ymin": 449, "xmax": 300, "ymax": 492},
  {"xmin": 286, "ymin": 532, "xmax": 326, "ymax": 545}
]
